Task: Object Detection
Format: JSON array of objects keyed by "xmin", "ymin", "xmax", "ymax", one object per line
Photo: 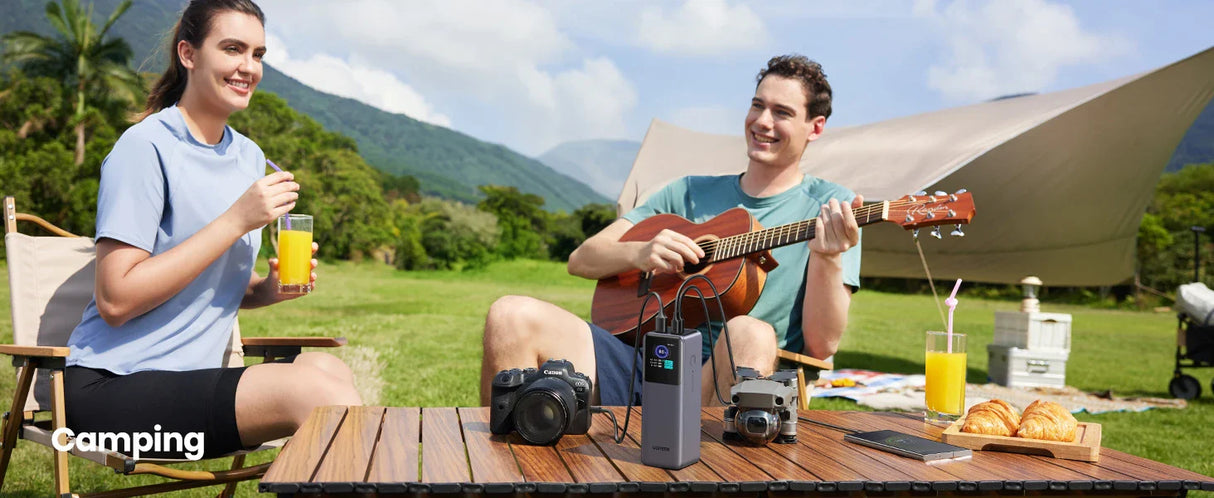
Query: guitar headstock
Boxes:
[{"xmin": 887, "ymin": 190, "xmax": 975, "ymax": 232}]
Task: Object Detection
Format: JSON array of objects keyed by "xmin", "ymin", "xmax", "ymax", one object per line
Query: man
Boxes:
[{"xmin": 480, "ymin": 54, "xmax": 862, "ymax": 406}]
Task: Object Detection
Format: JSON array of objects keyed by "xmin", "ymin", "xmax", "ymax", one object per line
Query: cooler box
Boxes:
[
  {"xmin": 987, "ymin": 344, "xmax": 1068, "ymax": 388},
  {"xmin": 993, "ymin": 311, "xmax": 1072, "ymax": 352}
]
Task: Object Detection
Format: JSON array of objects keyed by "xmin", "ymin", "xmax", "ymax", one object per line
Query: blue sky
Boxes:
[{"xmin": 256, "ymin": 0, "xmax": 1214, "ymax": 157}]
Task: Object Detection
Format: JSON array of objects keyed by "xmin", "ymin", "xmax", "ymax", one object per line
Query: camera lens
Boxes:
[
  {"xmin": 737, "ymin": 409, "xmax": 780, "ymax": 445},
  {"xmin": 514, "ymin": 378, "xmax": 576, "ymax": 445}
]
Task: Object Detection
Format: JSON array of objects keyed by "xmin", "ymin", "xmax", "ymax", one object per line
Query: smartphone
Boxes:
[{"xmin": 843, "ymin": 430, "xmax": 972, "ymax": 461}]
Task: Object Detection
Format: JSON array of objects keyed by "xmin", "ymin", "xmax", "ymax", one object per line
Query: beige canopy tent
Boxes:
[{"xmin": 618, "ymin": 47, "xmax": 1214, "ymax": 286}]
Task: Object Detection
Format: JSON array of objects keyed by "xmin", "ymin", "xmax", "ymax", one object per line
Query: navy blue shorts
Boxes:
[
  {"xmin": 588, "ymin": 322, "xmax": 644, "ymax": 406},
  {"xmin": 591, "ymin": 322, "xmax": 745, "ymax": 406}
]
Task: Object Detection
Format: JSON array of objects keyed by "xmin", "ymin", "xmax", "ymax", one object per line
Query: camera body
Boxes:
[
  {"xmin": 723, "ymin": 368, "xmax": 798, "ymax": 445},
  {"xmin": 489, "ymin": 359, "xmax": 592, "ymax": 445}
]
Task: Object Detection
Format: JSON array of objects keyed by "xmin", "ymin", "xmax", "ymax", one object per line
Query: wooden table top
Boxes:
[{"xmin": 259, "ymin": 406, "xmax": 1214, "ymax": 495}]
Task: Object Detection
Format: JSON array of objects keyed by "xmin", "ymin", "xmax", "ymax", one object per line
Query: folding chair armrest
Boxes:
[
  {"xmin": 776, "ymin": 349, "xmax": 833, "ymax": 371},
  {"xmin": 241, "ymin": 337, "xmax": 346, "ymax": 359},
  {"xmin": 0, "ymin": 345, "xmax": 71, "ymax": 368}
]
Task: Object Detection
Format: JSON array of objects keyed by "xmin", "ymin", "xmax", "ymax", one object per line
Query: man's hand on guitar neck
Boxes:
[
  {"xmin": 808, "ymin": 195, "xmax": 863, "ymax": 258},
  {"xmin": 634, "ymin": 228, "xmax": 706, "ymax": 274}
]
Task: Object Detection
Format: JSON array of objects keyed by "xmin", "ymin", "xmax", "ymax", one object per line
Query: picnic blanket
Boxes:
[{"xmin": 812, "ymin": 369, "xmax": 1186, "ymax": 414}]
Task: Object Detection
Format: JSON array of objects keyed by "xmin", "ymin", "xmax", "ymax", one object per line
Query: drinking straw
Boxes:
[
  {"xmin": 265, "ymin": 159, "xmax": 291, "ymax": 230},
  {"xmin": 944, "ymin": 279, "xmax": 962, "ymax": 353}
]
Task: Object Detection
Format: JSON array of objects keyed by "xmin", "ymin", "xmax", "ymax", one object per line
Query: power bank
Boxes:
[{"xmin": 843, "ymin": 430, "xmax": 972, "ymax": 461}]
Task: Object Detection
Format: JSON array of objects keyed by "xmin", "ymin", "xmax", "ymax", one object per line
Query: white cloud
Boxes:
[
  {"xmin": 263, "ymin": 34, "xmax": 452, "ymax": 127},
  {"xmin": 665, "ymin": 105, "xmax": 743, "ymax": 136},
  {"xmin": 918, "ymin": 0, "xmax": 1133, "ymax": 102},
  {"xmin": 516, "ymin": 57, "xmax": 638, "ymax": 153},
  {"xmin": 258, "ymin": 0, "xmax": 638, "ymax": 155},
  {"xmin": 637, "ymin": 0, "xmax": 769, "ymax": 56}
]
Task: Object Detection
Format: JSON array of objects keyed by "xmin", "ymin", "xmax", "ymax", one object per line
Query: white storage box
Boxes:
[
  {"xmin": 987, "ymin": 344, "xmax": 1068, "ymax": 388},
  {"xmin": 993, "ymin": 311, "xmax": 1072, "ymax": 352}
]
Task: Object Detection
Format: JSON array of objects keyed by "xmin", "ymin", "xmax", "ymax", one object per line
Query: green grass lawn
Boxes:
[{"xmin": 0, "ymin": 259, "xmax": 1211, "ymax": 496}]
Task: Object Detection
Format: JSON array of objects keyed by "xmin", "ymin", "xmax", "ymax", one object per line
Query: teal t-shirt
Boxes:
[{"xmin": 620, "ymin": 174, "xmax": 861, "ymax": 358}]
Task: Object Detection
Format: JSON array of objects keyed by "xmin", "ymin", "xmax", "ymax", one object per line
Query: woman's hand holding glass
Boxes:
[{"xmin": 264, "ymin": 241, "xmax": 318, "ymax": 303}]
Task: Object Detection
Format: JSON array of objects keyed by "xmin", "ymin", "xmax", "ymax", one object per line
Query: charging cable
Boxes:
[
  {"xmin": 593, "ymin": 291, "xmax": 665, "ymax": 444},
  {"xmin": 797, "ymin": 415, "xmax": 860, "ymax": 434},
  {"xmin": 673, "ymin": 274, "xmax": 736, "ymax": 406}
]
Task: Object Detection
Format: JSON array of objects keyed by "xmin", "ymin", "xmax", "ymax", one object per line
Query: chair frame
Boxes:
[
  {"xmin": 0, "ymin": 195, "xmax": 346, "ymax": 497},
  {"xmin": 776, "ymin": 349, "xmax": 833, "ymax": 411}
]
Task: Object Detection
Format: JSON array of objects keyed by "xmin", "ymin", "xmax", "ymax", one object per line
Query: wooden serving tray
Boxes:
[{"xmin": 941, "ymin": 417, "xmax": 1102, "ymax": 462}]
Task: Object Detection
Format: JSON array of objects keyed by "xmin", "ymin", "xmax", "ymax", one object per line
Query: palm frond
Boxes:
[
  {"xmin": 98, "ymin": 0, "xmax": 133, "ymax": 40},
  {"xmin": 60, "ymin": 0, "xmax": 86, "ymax": 48},
  {"xmin": 93, "ymin": 38, "xmax": 133, "ymax": 65},
  {"xmin": 44, "ymin": 2, "xmax": 70, "ymax": 41},
  {"xmin": 1, "ymin": 31, "xmax": 58, "ymax": 66}
]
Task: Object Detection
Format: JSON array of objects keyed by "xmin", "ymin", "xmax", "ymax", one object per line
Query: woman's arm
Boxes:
[{"xmin": 95, "ymin": 172, "xmax": 299, "ymax": 326}]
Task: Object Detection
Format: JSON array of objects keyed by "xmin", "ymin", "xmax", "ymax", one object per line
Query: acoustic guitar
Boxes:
[{"xmin": 591, "ymin": 191, "xmax": 976, "ymax": 344}]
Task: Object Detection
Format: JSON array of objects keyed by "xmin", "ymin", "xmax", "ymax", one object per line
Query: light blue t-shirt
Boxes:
[
  {"xmin": 67, "ymin": 105, "xmax": 265, "ymax": 374},
  {"xmin": 620, "ymin": 174, "xmax": 861, "ymax": 358}
]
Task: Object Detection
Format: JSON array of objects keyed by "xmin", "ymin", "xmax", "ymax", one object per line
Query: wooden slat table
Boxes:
[{"xmin": 259, "ymin": 406, "xmax": 1214, "ymax": 495}]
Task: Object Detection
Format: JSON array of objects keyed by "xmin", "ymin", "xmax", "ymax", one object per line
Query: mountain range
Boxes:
[
  {"xmin": 2, "ymin": 0, "xmax": 1210, "ymax": 207},
  {"xmin": 536, "ymin": 139, "xmax": 640, "ymax": 200},
  {"xmin": 1, "ymin": 0, "xmax": 609, "ymax": 211}
]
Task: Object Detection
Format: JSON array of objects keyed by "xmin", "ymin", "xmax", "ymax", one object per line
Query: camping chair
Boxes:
[
  {"xmin": 776, "ymin": 349, "xmax": 832, "ymax": 411},
  {"xmin": 0, "ymin": 196, "xmax": 346, "ymax": 497}
]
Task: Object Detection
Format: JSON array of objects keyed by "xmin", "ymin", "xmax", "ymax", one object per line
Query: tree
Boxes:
[
  {"xmin": 477, "ymin": 185, "xmax": 547, "ymax": 259},
  {"xmin": 2, "ymin": 0, "xmax": 143, "ymax": 165},
  {"xmin": 1136, "ymin": 163, "xmax": 1214, "ymax": 295},
  {"xmin": 230, "ymin": 92, "xmax": 396, "ymax": 260}
]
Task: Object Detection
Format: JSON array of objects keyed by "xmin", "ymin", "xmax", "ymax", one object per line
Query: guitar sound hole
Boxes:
[{"xmin": 685, "ymin": 261, "xmax": 707, "ymax": 274}]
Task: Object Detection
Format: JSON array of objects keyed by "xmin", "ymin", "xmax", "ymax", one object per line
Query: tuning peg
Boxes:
[
  {"xmin": 912, "ymin": 229, "xmax": 920, "ymax": 240},
  {"xmin": 930, "ymin": 226, "xmax": 942, "ymax": 239},
  {"xmin": 950, "ymin": 224, "xmax": 965, "ymax": 237},
  {"xmin": 934, "ymin": 190, "xmax": 947, "ymax": 197},
  {"xmin": 954, "ymin": 188, "xmax": 968, "ymax": 194},
  {"xmin": 915, "ymin": 191, "xmax": 927, "ymax": 196}
]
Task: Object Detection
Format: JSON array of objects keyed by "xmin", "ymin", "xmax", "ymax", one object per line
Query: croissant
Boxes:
[
  {"xmin": 961, "ymin": 399, "xmax": 1021, "ymax": 436},
  {"xmin": 1015, "ymin": 400, "xmax": 1077, "ymax": 442}
]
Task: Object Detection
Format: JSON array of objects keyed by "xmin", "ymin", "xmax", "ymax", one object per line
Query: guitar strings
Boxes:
[{"xmin": 694, "ymin": 199, "xmax": 937, "ymax": 261}]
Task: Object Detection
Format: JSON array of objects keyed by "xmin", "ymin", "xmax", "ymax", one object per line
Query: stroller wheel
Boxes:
[{"xmin": 1169, "ymin": 375, "xmax": 1201, "ymax": 399}]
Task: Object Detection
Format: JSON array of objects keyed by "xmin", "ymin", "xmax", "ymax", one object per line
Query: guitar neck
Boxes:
[{"xmin": 702, "ymin": 201, "xmax": 889, "ymax": 263}]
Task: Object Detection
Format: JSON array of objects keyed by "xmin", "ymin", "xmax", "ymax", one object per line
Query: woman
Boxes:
[{"xmin": 65, "ymin": 0, "xmax": 361, "ymax": 459}]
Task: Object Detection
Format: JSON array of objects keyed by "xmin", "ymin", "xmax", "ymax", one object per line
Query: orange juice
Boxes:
[
  {"xmin": 925, "ymin": 351, "xmax": 966, "ymax": 417},
  {"xmin": 277, "ymin": 229, "xmax": 312, "ymax": 292}
]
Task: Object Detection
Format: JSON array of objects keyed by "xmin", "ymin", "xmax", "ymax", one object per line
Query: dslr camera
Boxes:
[
  {"xmin": 723, "ymin": 368, "xmax": 798, "ymax": 445},
  {"xmin": 490, "ymin": 359, "xmax": 592, "ymax": 445}
]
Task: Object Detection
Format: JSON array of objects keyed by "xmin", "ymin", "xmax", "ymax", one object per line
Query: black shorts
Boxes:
[{"xmin": 64, "ymin": 361, "xmax": 274, "ymax": 460}]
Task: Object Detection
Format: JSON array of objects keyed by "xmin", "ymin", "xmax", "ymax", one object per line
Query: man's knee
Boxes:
[
  {"xmin": 725, "ymin": 316, "xmax": 777, "ymax": 347},
  {"xmin": 722, "ymin": 316, "xmax": 778, "ymax": 371},
  {"xmin": 484, "ymin": 295, "xmax": 544, "ymax": 341}
]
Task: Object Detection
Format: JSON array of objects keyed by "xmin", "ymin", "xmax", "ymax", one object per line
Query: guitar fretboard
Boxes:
[{"xmin": 700, "ymin": 202, "xmax": 888, "ymax": 263}]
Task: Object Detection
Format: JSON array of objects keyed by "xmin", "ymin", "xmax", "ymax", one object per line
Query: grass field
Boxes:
[{"xmin": 0, "ymin": 259, "xmax": 1211, "ymax": 496}]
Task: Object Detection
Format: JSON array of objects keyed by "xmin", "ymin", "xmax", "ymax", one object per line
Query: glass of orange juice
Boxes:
[
  {"xmin": 925, "ymin": 330, "xmax": 966, "ymax": 424},
  {"xmin": 276, "ymin": 214, "xmax": 313, "ymax": 294}
]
